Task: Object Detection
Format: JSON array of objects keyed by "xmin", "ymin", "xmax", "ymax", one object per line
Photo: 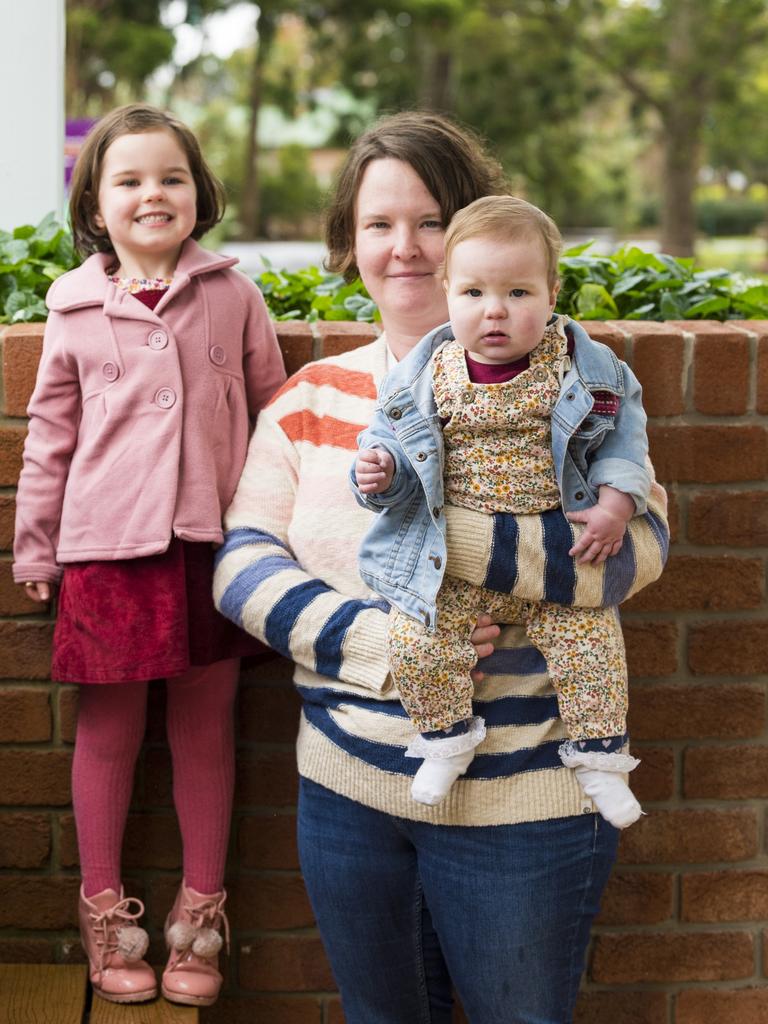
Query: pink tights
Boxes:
[{"xmin": 72, "ymin": 659, "xmax": 239, "ymax": 898}]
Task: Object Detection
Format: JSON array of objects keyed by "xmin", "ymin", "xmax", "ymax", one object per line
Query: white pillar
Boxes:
[{"xmin": 0, "ymin": 0, "xmax": 65, "ymax": 231}]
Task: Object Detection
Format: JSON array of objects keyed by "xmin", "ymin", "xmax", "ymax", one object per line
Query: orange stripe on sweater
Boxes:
[
  {"xmin": 268, "ymin": 362, "xmax": 377, "ymax": 405},
  {"xmin": 279, "ymin": 410, "xmax": 368, "ymax": 449}
]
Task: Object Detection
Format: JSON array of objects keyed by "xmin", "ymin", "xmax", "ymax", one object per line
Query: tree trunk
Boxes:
[
  {"xmin": 659, "ymin": 0, "xmax": 705, "ymax": 257},
  {"xmin": 420, "ymin": 45, "xmax": 454, "ymax": 112},
  {"xmin": 659, "ymin": 118, "xmax": 700, "ymax": 257},
  {"xmin": 240, "ymin": 12, "xmax": 274, "ymax": 240}
]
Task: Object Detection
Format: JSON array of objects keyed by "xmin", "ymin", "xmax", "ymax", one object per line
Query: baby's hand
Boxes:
[
  {"xmin": 567, "ymin": 487, "xmax": 635, "ymax": 565},
  {"xmin": 355, "ymin": 448, "xmax": 395, "ymax": 494}
]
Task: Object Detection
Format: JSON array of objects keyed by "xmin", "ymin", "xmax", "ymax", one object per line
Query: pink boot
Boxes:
[
  {"xmin": 161, "ymin": 882, "xmax": 229, "ymax": 1006},
  {"xmin": 79, "ymin": 886, "xmax": 157, "ymax": 1003}
]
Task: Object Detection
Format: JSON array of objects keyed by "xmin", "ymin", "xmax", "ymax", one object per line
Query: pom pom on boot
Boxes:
[
  {"xmin": 115, "ymin": 925, "xmax": 150, "ymax": 963},
  {"xmin": 162, "ymin": 881, "xmax": 229, "ymax": 1007}
]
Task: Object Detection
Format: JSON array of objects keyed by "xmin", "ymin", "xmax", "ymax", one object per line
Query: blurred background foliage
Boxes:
[{"xmin": 64, "ymin": 0, "xmax": 768, "ymax": 264}]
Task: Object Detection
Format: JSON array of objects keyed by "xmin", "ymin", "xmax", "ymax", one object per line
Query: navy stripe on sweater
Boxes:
[
  {"xmin": 484, "ymin": 512, "xmax": 519, "ymax": 593},
  {"xmin": 314, "ymin": 597, "xmax": 389, "ymax": 678},
  {"xmin": 542, "ymin": 508, "xmax": 577, "ymax": 603},
  {"xmin": 297, "ymin": 685, "xmax": 561, "ymax": 729},
  {"xmin": 302, "ymin": 700, "xmax": 565, "ymax": 779},
  {"xmin": 602, "ymin": 526, "xmax": 637, "ymax": 606}
]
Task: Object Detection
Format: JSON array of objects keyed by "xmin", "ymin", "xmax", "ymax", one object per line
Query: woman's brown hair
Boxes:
[
  {"xmin": 69, "ymin": 104, "xmax": 226, "ymax": 257},
  {"xmin": 325, "ymin": 111, "xmax": 506, "ymax": 282}
]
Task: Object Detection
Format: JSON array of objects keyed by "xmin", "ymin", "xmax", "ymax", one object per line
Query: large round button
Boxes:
[
  {"xmin": 574, "ymin": 490, "xmax": 585, "ymax": 501},
  {"xmin": 155, "ymin": 387, "xmax": 177, "ymax": 409},
  {"xmin": 210, "ymin": 345, "xmax": 226, "ymax": 366},
  {"xmin": 102, "ymin": 362, "xmax": 119, "ymax": 382},
  {"xmin": 148, "ymin": 330, "xmax": 168, "ymax": 350},
  {"xmin": 533, "ymin": 367, "xmax": 547, "ymax": 382},
  {"xmin": 415, "ymin": 451, "xmax": 428, "ymax": 462},
  {"xmin": 389, "ymin": 408, "xmax": 402, "ymax": 420}
]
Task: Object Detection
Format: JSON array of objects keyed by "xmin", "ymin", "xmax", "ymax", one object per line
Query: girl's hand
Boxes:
[
  {"xmin": 22, "ymin": 581, "xmax": 53, "ymax": 603},
  {"xmin": 470, "ymin": 613, "xmax": 500, "ymax": 683},
  {"xmin": 355, "ymin": 448, "xmax": 395, "ymax": 494}
]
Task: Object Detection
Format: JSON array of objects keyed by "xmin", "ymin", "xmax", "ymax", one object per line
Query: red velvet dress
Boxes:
[{"xmin": 51, "ymin": 283, "xmax": 268, "ymax": 684}]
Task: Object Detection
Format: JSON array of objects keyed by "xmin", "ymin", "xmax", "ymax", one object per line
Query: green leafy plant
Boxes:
[
  {"xmin": 3, "ymin": 217, "xmax": 767, "ymax": 326},
  {"xmin": 254, "ymin": 260, "xmax": 379, "ymax": 322},
  {"xmin": 0, "ymin": 213, "xmax": 78, "ymax": 324},
  {"xmin": 556, "ymin": 242, "xmax": 768, "ymax": 322}
]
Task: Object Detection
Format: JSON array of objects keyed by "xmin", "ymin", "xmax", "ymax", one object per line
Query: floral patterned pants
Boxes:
[{"xmin": 389, "ymin": 577, "xmax": 628, "ymax": 738}]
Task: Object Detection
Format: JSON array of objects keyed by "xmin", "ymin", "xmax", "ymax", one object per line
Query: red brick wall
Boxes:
[{"xmin": 1, "ymin": 319, "xmax": 767, "ymax": 1024}]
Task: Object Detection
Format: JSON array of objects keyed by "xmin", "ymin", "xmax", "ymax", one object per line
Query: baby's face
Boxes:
[{"xmin": 444, "ymin": 234, "xmax": 559, "ymax": 364}]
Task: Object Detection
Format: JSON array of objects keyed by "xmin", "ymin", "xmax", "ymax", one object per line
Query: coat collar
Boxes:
[{"xmin": 46, "ymin": 238, "xmax": 239, "ymax": 318}]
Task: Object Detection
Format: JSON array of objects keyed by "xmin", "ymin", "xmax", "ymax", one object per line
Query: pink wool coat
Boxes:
[{"xmin": 13, "ymin": 239, "xmax": 287, "ymax": 584}]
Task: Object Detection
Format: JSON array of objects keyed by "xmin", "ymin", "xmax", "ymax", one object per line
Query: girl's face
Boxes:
[
  {"xmin": 95, "ymin": 129, "xmax": 197, "ymax": 275},
  {"xmin": 353, "ymin": 158, "xmax": 448, "ymax": 336}
]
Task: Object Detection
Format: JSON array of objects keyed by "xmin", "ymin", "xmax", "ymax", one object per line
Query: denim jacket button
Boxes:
[
  {"xmin": 416, "ymin": 452, "xmax": 427, "ymax": 462},
  {"xmin": 566, "ymin": 392, "xmax": 576, "ymax": 401},
  {"xmin": 422, "ymin": 611, "xmax": 431, "ymax": 627},
  {"xmin": 574, "ymin": 490, "xmax": 585, "ymax": 501},
  {"xmin": 431, "ymin": 556, "xmax": 442, "ymax": 570},
  {"xmin": 389, "ymin": 408, "xmax": 402, "ymax": 420},
  {"xmin": 432, "ymin": 506, "xmax": 441, "ymax": 518}
]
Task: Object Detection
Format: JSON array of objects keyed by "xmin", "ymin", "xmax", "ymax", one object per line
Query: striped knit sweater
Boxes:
[{"xmin": 213, "ymin": 335, "xmax": 669, "ymax": 826}]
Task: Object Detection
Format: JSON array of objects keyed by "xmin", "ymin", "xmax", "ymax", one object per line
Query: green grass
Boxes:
[{"xmin": 694, "ymin": 235, "xmax": 768, "ymax": 276}]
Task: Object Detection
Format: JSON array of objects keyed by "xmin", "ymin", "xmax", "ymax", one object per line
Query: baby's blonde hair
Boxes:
[{"xmin": 443, "ymin": 195, "xmax": 562, "ymax": 289}]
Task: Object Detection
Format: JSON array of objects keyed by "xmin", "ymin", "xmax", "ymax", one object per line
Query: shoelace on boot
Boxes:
[{"xmin": 89, "ymin": 896, "xmax": 147, "ymax": 978}]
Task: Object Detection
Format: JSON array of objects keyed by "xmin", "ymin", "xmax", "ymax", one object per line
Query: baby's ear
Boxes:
[{"xmin": 550, "ymin": 279, "xmax": 561, "ymax": 308}]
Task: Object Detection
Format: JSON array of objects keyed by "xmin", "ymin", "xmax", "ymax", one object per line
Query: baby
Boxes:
[{"xmin": 352, "ymin": 195, "xmax": 651, "ymax": 827}]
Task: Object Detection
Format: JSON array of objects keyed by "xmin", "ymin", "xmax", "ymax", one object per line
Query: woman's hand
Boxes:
[
  {"xmin": 21, "ymin": 581, "xmax": 53, "ymax": 603},
  {"xmin": 470, "ymin": 613, "xmax": 500, "ymax": 683}
]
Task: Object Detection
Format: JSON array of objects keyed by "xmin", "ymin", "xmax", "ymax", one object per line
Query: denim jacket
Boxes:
[{"xmin": 351, "ymin": 317, "xmax": 651, "ymax": 630}]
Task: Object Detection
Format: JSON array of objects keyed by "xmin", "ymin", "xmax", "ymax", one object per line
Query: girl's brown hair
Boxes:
[
  {"xmin": 69, "ymin": 104, "xmax": 226, "ymax": 257},
  {"xmin": 325, "ymin": 111, "xmax": 506, "ymax": 282}
]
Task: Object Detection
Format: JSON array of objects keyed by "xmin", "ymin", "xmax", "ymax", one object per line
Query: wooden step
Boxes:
[
  {"xmin": 0, "ymin": 964, "xmax": 87, "ymax": 1024},
  {"xmin": 90, "ymin": 993, "xmax": 199, "ymax": 1023},
  {"xmin": 0, "ymin": 964, "xmax": 199, "ymax": 1023}
]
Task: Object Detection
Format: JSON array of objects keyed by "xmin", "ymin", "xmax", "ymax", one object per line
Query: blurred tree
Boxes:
[
  {"xmin": 66, "ymin": 0, "xmax": 175, "ymax": 113},
  {"xmin": 303, "ymin": 0, "xmax": 620, "ymax": 226},
  {"xmin": 66, "ymin": 0, "xmax": 236, "ymax": 115},
  {"xmin": 580, "ymin": 0, "xmax": 768, "ymax": 255}
]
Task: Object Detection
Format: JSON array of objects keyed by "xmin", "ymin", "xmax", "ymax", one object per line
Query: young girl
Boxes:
[
  {"xmin": 353, "ymin": 195, "xmax": 652, "ymax": 825},
  {"xmin": 13, "ymin": 105, "xmax": 286, "ymax": 1006}
]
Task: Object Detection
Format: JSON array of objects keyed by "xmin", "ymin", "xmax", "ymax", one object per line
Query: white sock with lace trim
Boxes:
[
  {"xmin": 411, "ymin": 747, "xmax": 477, "ymax": 806},
  {"xmin": 574, "ymin": 767, "xmax": 643, "ymax": 829}
]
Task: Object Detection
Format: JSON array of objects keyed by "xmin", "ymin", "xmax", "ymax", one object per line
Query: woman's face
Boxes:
[{"xmin": 353, "ymin": 158, "xmax": 448, "ymax": 334}]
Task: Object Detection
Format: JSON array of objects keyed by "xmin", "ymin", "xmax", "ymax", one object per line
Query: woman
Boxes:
[{"xmin": 214, "ymin": 112, "xmax": 669, "ymax": 1023}]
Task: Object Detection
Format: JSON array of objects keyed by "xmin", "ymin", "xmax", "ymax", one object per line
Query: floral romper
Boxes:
[{"xmin": 388, "ymin": 317, "xmax": 628, "ymax": 739}]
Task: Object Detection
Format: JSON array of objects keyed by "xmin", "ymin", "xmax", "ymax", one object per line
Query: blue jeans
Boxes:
[{"xmin": 297, "ymin": 777, "xmax": 618, "ymax": 1024}]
